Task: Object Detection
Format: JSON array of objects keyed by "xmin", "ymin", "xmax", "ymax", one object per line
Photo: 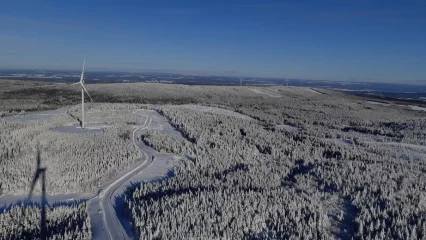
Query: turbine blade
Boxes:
[
  {"xmin": 19, "ymin": 148, "xmax": 43, "ymax": 226},
  {"xmin": 80, "ymin": 60, "xmax": 85, "ymax": 83},
  {"xmin": 81, "ymin": 83, "xmax": 94, "ymax": 102},
  {"xmin": 27, "ymin": 170, "xmax": 40, "ymax": 201},
  {"xmin": 70, "ymin": 82, "xmax": 80, "ymax": 85},
  {"xmin": 36, "ymin": 149, "xmax": 41, "ymax": 169},
  {"xmin": 19, "ymin": 170, "xmax": 40, "ymax": 224}
]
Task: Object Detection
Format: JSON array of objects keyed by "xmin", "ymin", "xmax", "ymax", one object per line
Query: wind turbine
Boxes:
[
  {"xmin": 19, "ymin": 148, "xmax": 47, "ymax": 240},
  {"xmin": 286, "ymin": 79, "xmax": 289, "ymax": 87},
  {"xmin": 240, "ymin": 77, "xmax": 243, "ymax": 86},
  {"xmin": 71, "ymin": 60, "xmax": 93, "ymax": 129}
]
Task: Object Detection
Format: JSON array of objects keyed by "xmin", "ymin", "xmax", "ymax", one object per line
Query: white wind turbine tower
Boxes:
[
  {"xmin": 72, "ymin": 60, "xmax": 93, "ymax": 129},
  {"xmin": 240, "ymin": 77, "xmax": 243, "ymax": 86}
]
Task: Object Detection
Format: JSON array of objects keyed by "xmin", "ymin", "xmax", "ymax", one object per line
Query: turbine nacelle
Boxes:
[{"xmin": 71, "ymin": 60, "xmax": 93, "ymax": 102}]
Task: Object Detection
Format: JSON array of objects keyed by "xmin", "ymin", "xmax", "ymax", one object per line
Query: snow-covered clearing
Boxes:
[
  {"xmin": 248, "ymin": 88, "xmax": 281, "ymax": 97},
  {"xmin": 0, "ymin": 193, "xmax": 93, "ymax": 212},
  {"xmin": 177, "ymin": 104, "xmax": 254, "ymax": 121},
  {"xmin": 53, "ymin": 123, "xmax": 110, "ymax": 134},
  {"xmin": 367, "ymin": 141, "xmax": 426, "ymax": 152},
  {"xmin": 394, "ymin": 104, "xmax": 426, "ymax": 112},
  {"xmin": 408, "ymin": 105, "xmax": 426, "ymax": 111},
  {"xmin": 276, "ymin": 124, "xmax": 299, "ymax": 133},
  {"xmin": 365, "ymin": 101, "xmax": 390, "ymax": 106},
  {"xmin": 2, "ymin": 109, "xmax": 65, "ymax": 123},
  {"xmin": 322, "ymin": 138, "xmax": 353, "ymax": 146}
]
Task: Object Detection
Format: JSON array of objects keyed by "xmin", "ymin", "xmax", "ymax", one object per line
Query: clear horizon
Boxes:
[{"xmin": 1, "ymin": 0, "xmax": 425, "ymax": 83}]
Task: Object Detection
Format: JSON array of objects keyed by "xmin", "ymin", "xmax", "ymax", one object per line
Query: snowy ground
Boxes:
[
  {"xmin": 0, "ymin": 193, "xmax": 93, "ymax": 212},
  {"xmin": 367, "ymin": 141, "xmax": 426, "ymax": 152},
  {"xmin": 408, "ymin": 105, "xmax": 426, "ymax": 111},
  {"xmin": 365, "ymin": 101, "xmax": 390, "ymax": 106},
  {"xmin": 322, "ymin": 138, "xmax": 353, "ymax": 146},
  {"xmin": 53, "ymin": 123, "xmax": 111, "ymax": 134},
  {"xmin": 276, "ymin": 124, "xmax": 299, "ymax": 133},
  {"xmin": 2, "ymin": 109, "xmax": 65, "ymax": 123},
  {"xmin": 177, "ymin": 104, "xmax": 254, "ymax": 121},
  {"xmin": 248, "ymin": 88, "xmax": 281, "ymax": 97}
]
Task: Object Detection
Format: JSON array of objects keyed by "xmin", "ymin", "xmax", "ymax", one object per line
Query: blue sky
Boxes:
[{"xmin": 0, "ymin": 0, "xmax": 425, "ymax": 82}]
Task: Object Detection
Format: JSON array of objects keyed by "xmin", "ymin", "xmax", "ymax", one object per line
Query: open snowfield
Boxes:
[
  {"xmin": 365, "ymin": 100, "xmax": 390, "ymax": 106},
  {"xmin": 54, "ymin": 123, "xmax": 110, "ymax": 134},
  {"xmin": 248, "ymin": 88, "xmax": 281, "ymax": 97},
  {"xmin": 322, "ymin": 138, "xmax": 353, "ymax": 146},
  {"xmin": 276, "ymin": 124, "xmax": 299, "ymax": 132},
  {"xmin": 175, "ymin": 104, "xmax": 254, "ymax": 121},
  {"xmin": 2, "ymin": 109, "xmax": 65, "ymax": 123},
  {"xmin": 409, "ymin": 105, "xmax": 426, "ymax": 111},
  {"xmin": 367, "ymin": 141, "xmax": 426, "ymax": 152}
]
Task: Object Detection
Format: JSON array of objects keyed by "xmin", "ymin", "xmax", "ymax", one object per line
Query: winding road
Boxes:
[
  {"xmin": 90, "ymin": 109, "xmax": 180, "ymax": 240},
  {"xmin": 90, "ymin": 111, "xmax": 152, "ymax": 240}
]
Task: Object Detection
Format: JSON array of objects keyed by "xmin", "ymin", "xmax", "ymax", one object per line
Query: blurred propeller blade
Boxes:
[
  {"xmin": 36, "ymin": 149, "xmax": 41, "ymax": 169},
  {"xmin": 19, "ymin": 169, "xmax": 40, "ymax": 224},
  {"xmin": 81, "ymin": 83, "xmax": 94, "ymax": 102},
  {"xmin": 80, "ymin": 60, "xmax": 85, "ymax": 83}
]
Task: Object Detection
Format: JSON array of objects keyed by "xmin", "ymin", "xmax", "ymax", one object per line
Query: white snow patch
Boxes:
[
  {"xmin": 53, "ymin": 124, "xmax": 110, "ymax": 134},
  {"xmin": 0, "ymin": 193, "xmax": 93, "ymax": 208},
  {"xmin": 368, "ymin": 142, "xmax": 426, "ymax": 151},
  {"xmin": 408, "ymin": 105, "xmax": 426, "ymax": 111},
  {"xmin": 178, "ymin": 104, "xmax": 254, "ymax": 121},
  {"xmin": 2, "ymin": 109, "xmax": 65, "ymax": 123},
  {"xmin": 323, "ymin": 138, "xmax": 353, "ymax": 146},
  {"xmin": 276, "ymin": 124, "xmax": 299, "ymax": 132},
  {"xmin": 394, "ymin": 104, "xmax": 426, "ymax": 112},
  {"xmin": 248, "ymin": 88, "xmax": 281, "ymax": 97},
  {"xmin": 366, "ymin": 101, "xmax": 390, "ymax": 106}
]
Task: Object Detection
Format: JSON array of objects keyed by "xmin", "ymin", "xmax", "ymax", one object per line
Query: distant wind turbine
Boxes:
[
  {"xmin": 71, "ymin": 60, "xmax": 93, "ymax": 129},
  {"xmin": 286, "ymin": 79, "xmax": 289, "ymax": 87},
  {"xmin": 19, "ymin": 148, "xmax": 47, "ymax": 240},
  {"xmin": 240, "ymin": 78, "xmax": 243, "ymax": 87}
]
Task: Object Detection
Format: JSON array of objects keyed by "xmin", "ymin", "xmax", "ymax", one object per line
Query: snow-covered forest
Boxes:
[
  {"xmin": 0, "ymin": 202, "xmax": 90, "ymax": 240},
  {"xmin": 126, "ymin": 102, "xmax": 426, "ymax": 239},
  {"xmin": 1, "ymin": 80, "xmax": 426, "ymax": 239},
  {"xmin": 0, "ymin": 104, "xmax": 142, "ymax": 194}
]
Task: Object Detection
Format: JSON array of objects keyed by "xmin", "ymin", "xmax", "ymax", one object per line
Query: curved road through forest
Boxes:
[
  {"xmin": 90, "ymin": 109, "xmax": 181, "ymax": 240},
  {"xmin": 101, "ymin": 110, "xmax": 160, "ymax": 240},
  {"xmin": 90, "ymin": 111, "xmax": 152, "ymax": 240}
]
